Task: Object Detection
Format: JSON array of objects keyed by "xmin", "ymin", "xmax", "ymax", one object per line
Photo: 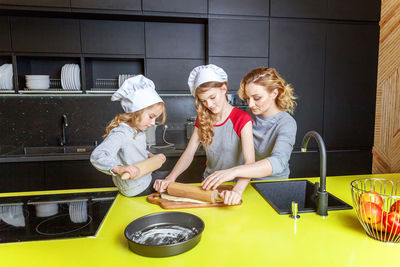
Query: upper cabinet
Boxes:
[
  {"xmin": 0, "ymin": 0, "xmax": 69, "ymax": 8},
  {"xmin": 80, "ymin": 20, "xmax": 144, "ymax": 55},
  {"xmin": 0, "ymin": 16, "xmax": 11, "ymax": 51},
  {"xmin": 143, "ymin": 0, "xmax": 206, "ymax": 14},
  {"xmin": 209, "ymin": 19, "xmax": 269, "ymax": 57},
  {"xmin": 10, "ymin": 17, "xmax": 80, "ymax": 53},
  {"xmin": 145, "ymin": 22, "xmax": 205, "ymax": 59},
  {"xmin": 270, "ymin": 0, "xmax": 380, "ymax": 21},
  {"xmin": 209, "ymin": 0, "xmax": 269, "ymax": 16},
  {"xmin": 71, "ymin": 0, "xmax": 141, "ymax": 12}
]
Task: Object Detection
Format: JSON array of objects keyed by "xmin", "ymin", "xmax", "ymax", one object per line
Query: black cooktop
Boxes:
[{"xmin": 0, "ymin": 190, "xmax": 118, "ymax": 244}]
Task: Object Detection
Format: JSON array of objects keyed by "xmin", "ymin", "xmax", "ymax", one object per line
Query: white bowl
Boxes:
[
  {"xmin": 25, "ymin": 75, "xmax": 50, "ymax": 80},
  {"xmin": 35, "ymin": 203, "xmax": 58, "ymax": 217}
]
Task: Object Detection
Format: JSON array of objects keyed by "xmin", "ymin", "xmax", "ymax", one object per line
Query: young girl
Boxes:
[
  {"xmin": 202, "ymin": 67, "xmax": 297, "ymax": 191},
  {"xmin": 153, "ymin": 64, "xmax": 255, "ymax": 205},
  {"xmin": 90, "ymin": 75, "xmax": 167, "ymax": 197}
]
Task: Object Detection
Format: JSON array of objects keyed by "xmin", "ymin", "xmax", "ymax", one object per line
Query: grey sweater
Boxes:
[
  {"xmin": 249, "ymin": 111, "xmax": 297, "ymax": 179},
  {"xmin": 90, "ymin": 122, "xmax": 151, "ymax": 196}
]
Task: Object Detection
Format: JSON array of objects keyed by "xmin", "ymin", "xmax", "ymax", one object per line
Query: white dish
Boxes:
[{"xmin": 35, "ymin": 203, "xmax": 58, "ymax": 217}]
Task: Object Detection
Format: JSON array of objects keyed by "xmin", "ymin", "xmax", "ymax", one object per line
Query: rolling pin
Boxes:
[
  {"xmin": 121, "ymin": 154, "xmax": 165, "ymax": 180},
  {"xmin": 167, "ymin": 182, "xmax": 223, "ymax": 203}
]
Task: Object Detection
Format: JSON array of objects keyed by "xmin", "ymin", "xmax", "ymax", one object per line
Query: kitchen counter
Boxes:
[{"xmin": 1, "ymin": 173, "xmax": 399, "ymax": 267}]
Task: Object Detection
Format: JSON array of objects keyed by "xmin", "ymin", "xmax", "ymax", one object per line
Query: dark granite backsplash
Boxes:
[{"xmin": 0, "ymin": 94, "xmax": 196, "ymax": 155}]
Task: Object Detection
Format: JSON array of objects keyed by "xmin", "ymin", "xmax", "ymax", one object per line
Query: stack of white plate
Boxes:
[
  {"xmin": 69, "ymin": 200, "xmax": 88, "ymax": 223},
  {"xmin": 0, "ymin": 64, "xmax": 13, "ymax": 90},
  {"xmin": 61, "ymin": 64, "xmax": 81, "ymax": 90},
  {"xmin": 25, "ymin": 75, "xmax": 50, "ymax": 90},
  {"xmin": 0, "ymin": 204, "xmax": 25, "ymax": 227},
  {"xmin": 118, "ymin": 74, "xmax": 135, "ymax": 88}
]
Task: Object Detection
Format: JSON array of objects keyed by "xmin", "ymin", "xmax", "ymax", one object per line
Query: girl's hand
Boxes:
[
  {"xmin": 220, "ymin": 190, "xmax": 242, "ymax": 205},
  {"xmin": 153, "ymin": 178, "xmax": 173, "ymax": 193},
  {"xmin": 112, "ymin": 165, "xmax": 139, "ymax": 180},
  {"xmin": 157, "ymin": 153, "xmax": 167, "ymax": 164},
  {"xmin": 201, "ymin": 169, "xmax": 236, "ymax": 190}
]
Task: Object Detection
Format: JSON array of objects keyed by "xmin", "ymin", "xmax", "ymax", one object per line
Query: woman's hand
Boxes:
[
  {"xmin": 220, "ymin": 189, "xmax": 242, "ymax": 205},
  {"xmin": 153, "ymin": 178, "xmax": 173, "ymax": 193},
  {"xmin": 112, "ymin": 165, "xmax": 139, "ymax": 180},
  {"xmin": 201, "ymin": 168, "xmax": 237, "ymax": 190}
]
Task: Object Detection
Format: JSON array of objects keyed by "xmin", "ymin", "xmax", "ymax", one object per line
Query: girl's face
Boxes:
[
  {"xmin": 197, "ymin": 86, "xmax": 227, "ymax": 114},
  {"xmin": 245, "ymin": 82, "xmax": 278, "ymax": 117},
  {"xmin": 136, "ymin": 104, "xmax": 163, "ymax": 131}
]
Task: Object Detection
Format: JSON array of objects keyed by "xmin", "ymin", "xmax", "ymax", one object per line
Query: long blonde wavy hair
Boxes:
[
  {"xmin": 194, "ymin": 81, "xmax": 227, "ymax": 148},
  {"xmin": 103, "ymin": 102, "xmax": 166, "ymax": 138},
  {"xmin": 238, "ymin": 67, "xmax": 297, "ymax": 114}
]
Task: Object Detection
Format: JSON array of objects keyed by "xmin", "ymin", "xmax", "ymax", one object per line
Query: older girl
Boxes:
[
  {"xmin": 153, "ymin": 64, "xmax": 255, "ymax": 205},
  {"xmin": 202, "ymin": 67, "xmax": 297, "ymax": 190},
  {"xmin": 91, "ymin": 75, "xmax": 166, "ymax": 197}
]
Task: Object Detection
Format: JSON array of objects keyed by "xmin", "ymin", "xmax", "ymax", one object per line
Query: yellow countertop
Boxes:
[{"xmin": 1, "ymin": 173, "xmax": 400, "ymax": 267}]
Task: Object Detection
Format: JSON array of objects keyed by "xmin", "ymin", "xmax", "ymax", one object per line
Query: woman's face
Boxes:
[
  {"xmin": 136, "ymin": 104, "xmax": 163, "ymax": 131},
  {"xmin": 245, "ymin": 82, "xmax": 278, "ymax": 117},
  {"xmin": 197, "ymin": 86, "xmax": 227, "ymax": 114}
]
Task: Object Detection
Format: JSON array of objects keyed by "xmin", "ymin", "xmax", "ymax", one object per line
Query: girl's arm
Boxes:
[{"xmin": 153, "ymin": 127, "xmax": 201, "ymax": 192}]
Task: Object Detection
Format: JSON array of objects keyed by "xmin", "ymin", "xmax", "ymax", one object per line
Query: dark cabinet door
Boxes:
[
  {"xmin": 80, "ymin": 20, "xmax": 144, "ymax": 55},
  {"xmin": 0, "ymin": 0, "xmax": 69, "ymax": 7},
  {"xmin": 269, "ymin": 20, "xmax": 326, "ymax": 149},
  {"xmin": 209, "ymin": 0, "xmax": 269, "ymax": 16},
  {"xmin": 209, "ymin": 19, "xmax": 269, "ymax": 57},
  {"xmin": 209, "ymin": 57, "xmax": 268, "ymax": 93},
  {"xmin": 145, "ymin": 22, "xmax": 205, "ymax": 59},
  {"xmin": 0, "ymin": 162, "xmax": 45, "ymax": 193},
  {"xmin": 143, "ymin": 0, "xmax": 206, "ymax": 14},
  {"xmin": 0, "ymin": 16, "xmax": 11, "ymax": 51},
  {"xmin": 324, "ymin": 23, "xmax": 379, "ymax": 149},
  {"xmin": 270, "ymin": 0, "xmax": 328, "ymax": 19},
  {"xmin": 328, "ymin": 0, "xmax": 381, "ymax": 22},
  {"xmin": 71, "ymin": 0, "xmax": 141, "ymax": 11},
  {"xmin": 146, "ymin": 58, "xmax": 205, "ymax": 93},
  {"xmin": 10, "ymin": 17, "xmax": 80, "ymax": 53}
]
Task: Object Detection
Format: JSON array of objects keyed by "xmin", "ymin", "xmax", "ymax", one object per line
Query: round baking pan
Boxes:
[{"xmin": 124, "ymin": 211, "xmax": 205, "ymax": 257}]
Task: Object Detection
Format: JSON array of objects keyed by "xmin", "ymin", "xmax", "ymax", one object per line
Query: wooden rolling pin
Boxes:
[
  {"xmin": 167, "ymin": 182, "xmax": 223, "ymax": 203},
  {"xmin": 121, "ymin": 154, "xmax": 165, "ymax": 180}
]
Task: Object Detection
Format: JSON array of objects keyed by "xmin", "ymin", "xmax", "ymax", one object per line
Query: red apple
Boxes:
[
  {"xmin": 386, "ymin": 211, "xmax": 400, "ymax": 235},
  {"xmin": 390, "ymin": 200, "xmax": 400, "ymax": 212},
  {"xmin": 371, "ymin": 211, "xmax": 388, "ymax": 232},
  {"xmin": 359, "ymin": 191, "xmax": 383, "ymax": 208},
  {"xmin": 359, "ymin": 202, "xmax": 383, "ymax": 224}
]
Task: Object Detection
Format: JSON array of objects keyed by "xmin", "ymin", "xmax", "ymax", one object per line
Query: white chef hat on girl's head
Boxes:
[
  {"xmin": 111, "ymin": 75, "xmax": 163, "ymax": 113},
  {"xmin": 187, "ymin": 64, "xmax": 228, "ymax": 96}
]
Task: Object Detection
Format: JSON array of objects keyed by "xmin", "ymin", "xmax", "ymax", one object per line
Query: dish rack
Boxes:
[{"xmin": 351, "ymin": 178, "xmax": 400, "ymax": 243}]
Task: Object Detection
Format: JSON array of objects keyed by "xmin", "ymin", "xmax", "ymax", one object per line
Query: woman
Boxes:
[
  {"xmin": 153, "ymin": 64, "xmax": 255, "ymax": 205},
  {"xmin": 202, "ymin": 67, "xmax": 297, "ymax": 190}
]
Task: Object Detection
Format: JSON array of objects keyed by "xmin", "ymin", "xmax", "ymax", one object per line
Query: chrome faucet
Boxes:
[
  {"xmin": 60, "ymin": 114, "xmax": 68, "ymax": 146},
  {"xmin": 301, "ymin": 131, "xmax": 328, "ymax": 216}
]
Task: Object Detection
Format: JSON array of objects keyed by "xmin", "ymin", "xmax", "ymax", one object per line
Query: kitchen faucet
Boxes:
[
  {"xmin": 60, "ymin": 114, "xmax": 68, "ymax": 146},
  {"xmin": 301, "ymin": 131, "xmax": 328, "ymax": 216}
]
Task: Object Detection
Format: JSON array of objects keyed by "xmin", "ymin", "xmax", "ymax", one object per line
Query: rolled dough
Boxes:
[{"xmin": 160, "ymin": 193, "xmax": 208, "ymax": 204}]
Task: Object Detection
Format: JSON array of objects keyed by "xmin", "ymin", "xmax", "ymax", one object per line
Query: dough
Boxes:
[{"xmin": 160, "ymin": 193, "xmax": 208, "ymax": 204}]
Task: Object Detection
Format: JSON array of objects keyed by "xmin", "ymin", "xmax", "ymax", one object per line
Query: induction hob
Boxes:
[{"xmin": 0, "ymin": 190, "xmax": 118, "ymax": 244}]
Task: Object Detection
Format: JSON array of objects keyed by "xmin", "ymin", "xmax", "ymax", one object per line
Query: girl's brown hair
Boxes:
[
  {"xmin": 238, "ymin": 67, "xmax": 297, "ymax": 114},
  {"xmin": 194, "ymin": 81, "xmax": 227, "ymax": 148},
  {"xmin": 103, "ymin": 102, "xmax": 166, "ymax": 138}
]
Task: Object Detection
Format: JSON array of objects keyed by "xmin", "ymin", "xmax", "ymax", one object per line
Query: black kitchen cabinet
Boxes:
[
  {"xmin": 209, "ymin": 0, "xmax": 269, "ymax": 16},
  {"xmin": 0, "ymin": 162, "xmax": 45, "ymax": 193},
  {"xmin": 0, "ymin": 16, "xmax": 11, "ymax": 51},
  {"xmin": 143, "ymin": 0, "xmax": 206, "ymax": 14},
  {"xmin": 0, "ymin": 0, "xmax": 69, "ymax": 8},
  {"xmin": 145, "ymin": 22, "xmax": 205, "ymax": 59},
  {"xmin": 80, "ymin": 20, "xmax": 144, "ymax": 55},
  {"xmin": 270, "ymin": 0, "xmax": 327, "ymax": 19},
  {"xmin": 146, "ymin": 58, "xmax": 205, "ymax": 93},
  {"xmin": 209, "ymin": 19, "xmax": 269, "ymax": 57},
  {"xmin": 324, "ymin": 23, "xmax": 379, "ymax": 149},
  {"xmin": 269, "ymin": 20, "xmax": 326, "ymax": 149},
  {"xmin": 209, "ymin": 57, "xmax": 269, "ymax": 92},
  {"xmin": 10, "ymin": 17, "xmax": 80, "ymax": 53},
  {"xmin": 328, "ymin": 0, "xmax": 381, "ymax": 22},
  {"xmin": 71, "ymin": 0, "xmax": 141, "ymax": 11}
]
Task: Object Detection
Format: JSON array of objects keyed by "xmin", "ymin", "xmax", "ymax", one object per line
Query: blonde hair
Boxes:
[
  {"xmin": 238, "ymin": 67, "xmax": 297, "ymax": 114},
  {"xmin": 194, "ymin": 81, "xmax": 227, "ymax": 148},
  {"xmin": 103, "ymin": 102, "xmax": 166, "ymax": 138}
]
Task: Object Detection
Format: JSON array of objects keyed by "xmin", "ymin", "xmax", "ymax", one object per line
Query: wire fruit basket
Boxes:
[{"xmin": 351, "ymin": 178, "xmax": 400, "ymax": 243}]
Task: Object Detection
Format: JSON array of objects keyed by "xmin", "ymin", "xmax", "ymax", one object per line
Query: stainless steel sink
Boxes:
[
  {"xmin": 23, "ymin": 146, "xmax": 95, "ymax": 155},
  {"xmin": 252, "ymin": 180, "xmax": 352, "ymax": 215}
]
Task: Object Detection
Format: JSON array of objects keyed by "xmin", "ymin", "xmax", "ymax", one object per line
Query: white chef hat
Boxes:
[
  {"xmin": 187, "ymin": 64, "xmax": 228, "ymax": 96},
  {"xmin": 111, "ymin": 75, "xmax": 163, "ymax": 113}
]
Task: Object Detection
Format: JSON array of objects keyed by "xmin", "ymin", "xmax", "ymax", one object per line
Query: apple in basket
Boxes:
[
  {"xmin": 359, "ymin": 191, "xmax": 383, "ymax": 208},
  {"xmin": 371, "ymin": 211, "xmax": 388, "ymax": 232},
  {"xmin": 359, "ymin": 202, "xmax": 383, "ymax": 224},
  {"xmin": 386, "ymin": 211, "xmax": 400, "ymax": 235},
  {"xmin": 390, "ymin": 200, "xmax": 400, "ymax": 212}
]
